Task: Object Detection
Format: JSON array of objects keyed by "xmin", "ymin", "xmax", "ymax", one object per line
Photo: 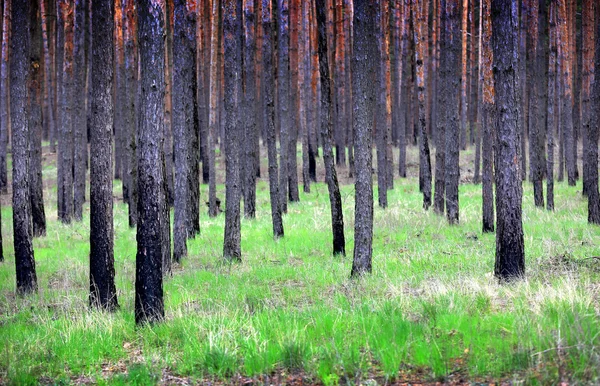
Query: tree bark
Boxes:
[
  {"xmin": 581, "ymin": 0, "xmax": 593, "ymax": 197},
  {"xmin": 89, "ymin": 0, "xmax": 118, "ymax": 311},
  {"xmin": 135, "ymin": 0, "xmax": 165, "ymax": 324},
  {"xmin": 546, "ymin": 0, "xmax": 557, "ymax": 211},
  {"xmin": 208, "ymin": 0, "xmax": 220, "ymax": 218},
  {"xmin": 558, "ymin": 0, "xmax": 575, "ymax": 186},
  {"xmin": 261, "ymin": 0, "xmax": 284, "ymax": 237},
  {"xmin": 491, "ymin": 0, "xmax": 525, "ymax": 281},
  {"xmin": 29, "ymin": 0, "xmax": 47, "ymax": 237},
  {"xmin": 316, "ymin": 0, "xmax": 345, "ymax": 256},
  {"xmin": 587, "ymin": 0, "xmax": 600, "ymax": 224},
  {"xmin": 276, "ymin": 0, "xmax": 289, "ymax": 213},
  {"xmin": 73, "ymin": 0, "xmax": 87, "ymax": 220},
  {"xmin": 243, "ymin": 0, "xmax": 258, "ymax": 218},
  {"xmin": 12, "ymin": 0, "xmax": 38, "ymax": 294},
  {"xmin": 444, "ymin": 0, "xmax": 461, "ymax": 223},
  {"xmin": 223, "ymin": 0, "xmax": 243, "ymax": 261},
  {"xmin": 350, "ymin": 0, "xmax": 375, "ymax": 277},
  {"xmin": 0, "ymin": 0, "xmax": 9, "ymax": 194}
]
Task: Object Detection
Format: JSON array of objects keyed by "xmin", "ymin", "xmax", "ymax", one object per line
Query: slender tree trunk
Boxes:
[
  {"xmin": 434, "ymin": 0, "xmax": 446, "ymax": 215},
  {"xmin": 581, "ymin": 0, "xmax": 594, "ymax": 197},
  {"xmin": 558, "ymin": 0, "xmax": 575, "ymax": 186},
  {"xmin": 173, "ymin": 0, "xmax": 197, "ymax": 262},
  {"xmin": 262, "ymin": 0, "xmax": 283, "ymax": 237},
  {"xmin": 123, "ymin": 0, "xmax": 137, "ymax": 228},
  {"xmin": 58, "ymin": 0, "xmax": 74, "ymax": 224},
  {"xmin": 546, "ymin": 0, "xmax": 557, "ymax": 211},
  {"xmin": 276, "ymin": 0, "xmax": 289, "ymax": 213},
  {"xmin": 208, "ymin": 0, "xmax": 220, "ymax": 218},
  {"xmin": 375, "ymin": 2, "xmax": 388, "ymax": 208},
  {"xmin": 587, "ymin": 0, "xmax": 600, "ymax": 224},
  {"xmin": 29, "ymin": 0, "xmax": 46, "ymax": 237},
  {"xmin": 350, "ymin": 0, "xmax": 375, "ymax": 277},
  {"xmin": 414, "ymin": 0, "xmax": 432, "ymax": 211},
  {"xmin": 444, "ymin": 0, "xmax": 461, "ymax": 223},
  {"xmin": 89, "ymin": 0, "xmax": 118, "ymax": 311},
  {"xmin": 0, "ymin": 0, "xmax": 9, "ymax": 194},
  {"xmin": 243, "ymin": 0, "xmax": 258, "ymax": 218},
  {"xmin": 459, "ymin": 0, "xmax": 468, "ymax": 150},
  {"xmin": 163, "ymin": 0, "xmax": 174, "ymax": 207},
  {"xmin": 481, "ymin": 0, "xmax": 494, "ymax": 232},
  {"xmin": 316, "ymin": 0, "xmax": 345, "ymax": 256},
  {"xmin": 223, "ymin": 0, "xmax": 243, "ymax": 261},
  {"xmin": 13, "ymin": 0, "xmax": 38, "ymax": 294},
  {"xmin": 73, "ymin": 0, "xmax": 87, "ymax": 220},
  {"xmin": 135, "ymin": 0, "xmax": 165, "ymax": 325},
  {"xmin": 491, "ymin": 0, "xmax": 525, "ymax": 281}
]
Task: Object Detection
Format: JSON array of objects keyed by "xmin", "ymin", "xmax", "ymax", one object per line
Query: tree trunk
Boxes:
[
  {"xmin": 208, "ymin": 0, "xmax": 221, "ymax": 218},
  {"xmin": 163, "ymin": 0, "xmax": 174, "ymax": 207},
  {"xmin": 276, "ymin": 0, "xmax": 289, "ymax": 213},
  {"xmin": 434, "ymin": 0, "xmax": 446, "ymax": 215},
  {"xmin": 0, "ymin": 0, "xmax": 9, "ymax": 194},
  {"xmin": 261, "ymin": 0, "xmax": 284, "ymax": 237},
  {"xmin": 135, "ymin": 0, "xmax": 165, "ymax": 324},
  {"xmin": 414, "ymin": 0, "xmax": 432, "ymax": 211},
  {"xmin": 546, "ymin": 0, "xmax": 557, "ymax": 211},
  {"xmin": 581, "ymin": 0, "xmax": 594, "ymax": 198},
  {"xmin": 491, "ymin": 0, "xmax": 525, "ymax": 281},
  {"xmin": 375, "ymin": 2, "xmax": 388, "ymax": 208},
  {"xmin": 223, "ymin": 0, "xmax": 243, "ymax": 261},
  {"xmin": 58, "ymin": 0, "xmax": 74, "ymax": 223},
  {"xmin": 12, "ymin": 0, "xmax": 37, "ymax": 294},
  {"xmin": 444, "ymin": 0, "xmax": 461, "ymax": 224},
  {"xmin": 73, "ymin": 0, "xmax": 87, "ymax": 220},
  {"xmin": 173, "ymin": 0, "xmax": 198, "ymax": 262},
  {"xmin": 89, "ymin": 0, "xmax": 118, "ymax": 311},
  {"xmin": 243, "ymin": 0, "xmax": 258, "ymax": 218},
  {"xmin": 350, "ymin": 0, "xmax": 375, "ymax": 277},
  {"xmin": 29, "ymin": 0, "xmax": 47, "ymax": 237},
  {"xmin": 558, "ymin": 0, "xmax": 575, "ymax": 186},
  {"xmin": 123, "ymin": 0, "xmax": 137, "ymax": 228},
  {"xmin": 459, "ymin": 0, "xmax": 468, "ymax": 150},
  {"xmin": 587, "ymin": 0, "xmax": 600, "ymax": 224},
  {"xmin": 316, "ymin": 0, "xmax": 345, "ymax": 256}
]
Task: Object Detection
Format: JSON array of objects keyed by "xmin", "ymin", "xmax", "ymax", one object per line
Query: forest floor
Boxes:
[{"xmin": 1, "ymin": 143, "xmax": 600, "ymax": 385}]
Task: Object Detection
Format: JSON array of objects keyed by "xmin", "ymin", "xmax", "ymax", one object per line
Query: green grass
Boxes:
[{"xmin": 1, "ymin": 148, "xmax": 600, "ymax": 384}]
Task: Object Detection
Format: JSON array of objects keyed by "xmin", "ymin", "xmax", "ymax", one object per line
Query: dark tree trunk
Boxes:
[
  {"xmin": 12, "ymin": 0, "xmax": 37, "ymax": 294},
  {"xmin": 286, "ymin": 0, "xmax": 299, "ymax": 203},
  {"xmin": 198, "ymin": 0, "xmax": 210, "ymax": 186},
  {"xmin": 375, "ymin": 2, "xmax": 388, "ymax": 208},
  {"xmin": 397, "ymin": 0, "xmax": 408, "ymax": 178},
  {"xmin": 491, "ymin": 0, "xmax": 525, "ymax": 281},
  {"xmin": 546, "ymin": 0, "xmax": 557, "ymax": 211},
  {"xmin": 89, "ymin": 0, "xmax": 118, "ymax": 311},
  {"xmin": 262, "ymin": 0, "xmax": 283, "ymax": 237},
  {"xmin": 173, "ymin": 0, "xmax": 197, "ymax": 262},
  {"xmin": 58, "ymin": 0, "xmax": 74, "ymax": 224},
  {"xmin": 135, "ymin": 0, "xmax": 165, "ymax": 324},
  {"xmin": 481, "ymin": 0, "xmax": 494, "ymax": 232},
  {"xmin": 572, "ymin": 0, "xmax": 581, "ymax": 182},
  {"xmin": 316, "ymin": 0, "xmax": 345, "ymax": 256},
  {"xmin": 124, "ymin": 0, "xmax": 138, "ymax": 228},
  {"xmin": 558, "ymin": 0, "xmax": 575, "ymax": 186},
  {"xmin": 581, "ymin": 0, "xmax": 593, "ymax": 197},
  {"xmin": 444, "ymin": 0, "xmax": 461, "ymax": 224},
  {"xmin": 29, "ymin": 0, "xmax": 46, "ymax": 237},
  {"xmin": 164, "ymin": 0, "xmax": 174, "ymax": 207},
  {"xmin": 434, "ymin": 0, "xmax": 447, "ymax": 215},
  {"xmin": 223, "ymin": 0, "xmax": 243, "ymax": 261},
  {"xmin": 73, "ymin": 0, "xmax": 87, "ymax": 220},
  {"xmin": 587, "ymin": 0, "xmax": 600, "ymax": 224},
  {"xmin": 414, "ymin": 0, "xmax": 432, "ymax": 211},
  {"xmin": 350, "ymin": 0, "xmax": 375, "ymax": 277},
  {"xmin": 243, "ymin": 0, "xmax": 258, "ymax": 218},
  {"xmin": 208, "ymin": 0, "xmax": 220, "ymax": 218},
  {"xmin": 276, "ymin": 0, "xmax": 289, "ymax": 213},
  {"xmin": 0, "ymin": 0, "xmax": 8, "ymax": 194}
]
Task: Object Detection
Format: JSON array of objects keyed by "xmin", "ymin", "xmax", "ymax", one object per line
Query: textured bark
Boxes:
[
  {"xmin": 135, "ymin": 0, "xmax": 165, "ymax": 324},
  {"xmin": 42, "ymin": 0, "xmax": 57, "ymax": 154},
  {"xmin": 12, "ymin": 0, "xmax": 37, "ymax": 294},
  {"xmin": 581, "ymin": 0, "xmax": 594, "ymax": 198},
  {"xmin": 29, "ymin": 0, "xmax": 47, "ymax": 237},
  {"xmin": 546, "ymin": 0, "xmax": 557, "ymax": 211},
  {"xmin": 56, "ymin": 0, "xmax": 65, "ymax": 163},
  {"xmin": 262, "ymin": 0, "xmax": 284, "ymax": 237},
  {"xmin": 433, "ymin": 0, "xmax": 446, "ymax": 215},
  {"xmin": 173, "ymin": 0, "xmax": 198, "ymax": 262},
  {"xmin": 519, "ymin": 0, "xmax": 527, "ymax": 181},
  {"xmin": 73, "ymin": 0, "xmax": 87, "ymax": 220},
  {"xmin": 89, "ymin": 0, "xmax": 118, "ymax": 311},
  {"xmin": 558, "ymin": 0, "xmax": 575, "ymax": 186},
  {"xmin": 164, "ymin": 0, "xmax": 174, "ymax": 206},
  {"xmin": 491, "ymin": 0, "xmax": 525, "ymax": 281},
  {"xmin": 397, "ymin": 0, "xmax": 408, "ymax": 178},
  {"xmin": 444, "ymin": 0, "xmax": 461, "ymax": 224},
  {"xmin": 391, "ymin": 1, "xmax": 404, "ymax": 179},
  {"xmin": 316, "ymin": 0, "xmax": 345, "ymax": 256},
  {"xmin": 243, "ymin": 0, "xmax": 258, "ymax": 218},
  {"xmin": 198, "ymin": 0, "xmax": 210, "ymax": 186},
  {"xmin": 481, "ymin": 0, "xmax": 494, "ymax": 232},
  {"xmin": 350, "ymin": 0, "xmax": 375, "ymax": 277},
  {"xmin": 473, "ymin": 0, "xmax": 482, "ymax": 184},
  {"xmin": 588, "ymin": 0, "xmax": 600, "ymax": 224},
  {"xmin": 375, "ymin": 2, "xmax": 388, "ymax": 208},
  {"xmin": 459, "ymin": 0, "xmax": 468, "ymax": 150},
  {"xmin": 572, "ymin": 0, "xmax": 581, "ymax": 182},
  {"xmin": 0, "ymin": 0, "xmax": 8, "ymax": 193},
  {"xmin": 58, "ymin": 0, "xmax": 74, "ymax": 223},
  {"xmin": 123, "ymin": 0, "xmax": 138, "ymax": 228},
  {"xmin": 286, "ymin": 0, "xmax": 299, "ymax": 203},
  {"xmin": 414, "ymin": 0, "xmax": 432, "ymax": 211},
  {"xmin": 223, "ymin": 0, "xmax": 243, "ymax": 261},
  {"xmin": 300, "ymin": 0, "xmax": 310, "ymax": 193},
  {"xmin": 276, "ymin": 0, "xmax": 289, "ymax": 213},
  {"xmin": 208, "ymin": 0, "xmax": 220, "ymax": 218}
]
